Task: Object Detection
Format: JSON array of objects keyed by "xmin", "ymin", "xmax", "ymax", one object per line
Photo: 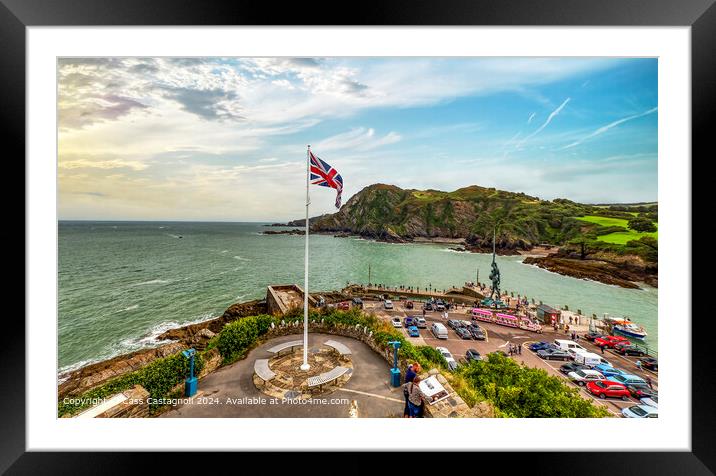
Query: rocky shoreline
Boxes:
[{"xmin": 523, "ymin": 255, "xmax": 657, "ymax": 289}]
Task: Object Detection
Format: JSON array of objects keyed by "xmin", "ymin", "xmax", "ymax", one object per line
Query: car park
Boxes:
[
  {"xmin": 621, "ymin": 404, "xmax": 658, "ymax": 418},
  {"xmin": 614, "ymin": 343, "xmax": 646, "ymax": 356},
  {"xmin": 594, "ymin": 335, "xmax": 630, "ymax": 348},
  {"xmin": 465, "ymin": 349, "xmax": 482, "ymax": 362},
  {"xmin": 351, "ymin": 297, "xmax": 363, "ymax": 309},
  {"xmin": 537, "ymin": 348, "xmax": 571, "ymax": 361},
  {"xmin": 586, "ymin": 380, "xmax": 631, "ymax": 400},
  {"xmin": 383, "ymin": 300, "xmax": 394, "ymax": 310},
  {"xmin": 640, "ymin": 396, "xmax": 658, "ymax": 408},
  {"xmin": 626, "ymin": 383, "xmax": 657, "ymax": 399},
  {"xmin": 403, "ymin": 316, "xmax": 416, "ymax": 327},
  {"xmin": 415, "ymin": 317, "xmax": 427, "ymax": 328},
  {"xmin": 455, "ymin": 327, "xmax": 472, "ymax": 340},
  {"xmin": 391, "ymin": 317, "xmax": 402, "ymax": 328},
  {"xmin": 431, "ymin": 323, "xmax": 448, "ymax": 339},
  {"xmin": 560, "ymin": 362, "xmax": 588, "ymax": 375},
  {"xmin": 567, "ymin": 369, "xmax": 606, "ymax": 386},
  {"xmin": 638, "ymin": 357, "xmax": 658, "ymax": 371},
  {"xmin": 610, "ymin": 374, "xmax": 647, "ymax": 387},
  {"xmin": 407, "ymin": 326, "xmax": 420, "ymax": 337}
]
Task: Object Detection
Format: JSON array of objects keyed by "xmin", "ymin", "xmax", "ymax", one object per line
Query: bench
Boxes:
[
  {"xmin": 267, "ymin": 340, "xmax": 303, "ymax": 356},
  {"xmin": 254, "ymin": 359, "xmax": 276, "ymax": 383},
  {"xmin": 307, "ymin": 366, "xmax": 349, "ymax": 390},
  {"xmin": 324, "ymin": 340, "xmax": 352, "ymax": 357}
]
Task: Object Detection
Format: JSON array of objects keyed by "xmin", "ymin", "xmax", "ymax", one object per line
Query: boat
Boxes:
[{"xmin": 612, "ymin": 321, "xmax": 648, "ymax": 340}]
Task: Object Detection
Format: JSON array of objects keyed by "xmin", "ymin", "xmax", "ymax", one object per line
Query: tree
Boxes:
[{"xmin": 627, "ymin": 216, "xmax": 657, "ymax": 232}]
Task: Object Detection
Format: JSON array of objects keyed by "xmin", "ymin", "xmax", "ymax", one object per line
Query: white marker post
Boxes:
[{"xmin": 301, "ymin": 145, "xmax": 311, "ymax": 371}]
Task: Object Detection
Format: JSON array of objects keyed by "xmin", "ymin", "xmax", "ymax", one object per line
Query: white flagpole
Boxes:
[{"xmin": 301, "ymin": 145, "xmax": 311, "ymax": 371}]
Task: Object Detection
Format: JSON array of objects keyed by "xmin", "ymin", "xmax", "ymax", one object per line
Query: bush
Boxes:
[
  {"xmin": 217, "ymin": 314, "xmax": 274, "ymax": 363},
  {"xmin": 627, "ymin": 216, "xmax": 657, "ymax": 232},
  {"xmin": 456, "ymin": 352, "xmax": 609, "ymax": 418}
]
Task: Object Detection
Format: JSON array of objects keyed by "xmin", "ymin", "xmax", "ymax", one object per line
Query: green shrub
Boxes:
[{"xmin": 217, "ymin": 314, "xmax": 274, "ymax": 363}]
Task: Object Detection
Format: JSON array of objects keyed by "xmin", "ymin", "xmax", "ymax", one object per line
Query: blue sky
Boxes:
[{"xmin": 58, "ymin": 57, "xmax": 657, "ymax": 221}]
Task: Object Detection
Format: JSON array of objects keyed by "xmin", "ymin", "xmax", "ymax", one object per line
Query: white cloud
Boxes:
[
  {"xmin": 561, "ymin": 107, "xmax": 658, "ymax": 150},
  {"xmin": 313, "ymin": 127, "xmax": 401, "ymax": 153},
  {"xmin": 516, "ymin": 97, "xmax": 571, "ymax": 148}
]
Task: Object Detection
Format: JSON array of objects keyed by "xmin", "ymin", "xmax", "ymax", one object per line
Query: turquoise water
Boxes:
[{"xmin": 58, "ymin": 221, "xmax": 658, "ymax": 372}]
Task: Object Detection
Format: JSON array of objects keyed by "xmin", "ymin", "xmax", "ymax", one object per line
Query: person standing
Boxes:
[
  {"xmin": 645, "ymin": 375, "xmax": 653, "ymax": 389},
  {"xmin": 402, "ymin": 364, "xmax": 417, "ymax": 418},
  {"xmin": 404, "ymin": 376, "xmax": 427, "ymax": 418}
]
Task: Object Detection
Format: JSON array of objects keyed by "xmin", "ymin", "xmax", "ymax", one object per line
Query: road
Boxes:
[{"xmin": 364, "ymin": 299, "xmax": 658, "ymax": 417}]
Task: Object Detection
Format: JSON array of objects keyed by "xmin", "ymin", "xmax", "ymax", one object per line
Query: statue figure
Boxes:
[{"xmin": 489, "ymin": 226, "xmax": 501, "ymax": 305}]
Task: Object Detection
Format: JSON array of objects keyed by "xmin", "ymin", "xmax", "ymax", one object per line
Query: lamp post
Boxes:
[
  {"xmin": 388, "ymin": 340, "xmax": 402, "ymax": 387},
  {"xmin": 182, "ymin": 348, "xmax": 197, "ymax": 397}
]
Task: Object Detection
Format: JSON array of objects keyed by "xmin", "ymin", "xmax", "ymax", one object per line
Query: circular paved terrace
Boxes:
[{"xmin": 160, "ymin": 333, "xmax": 404, "ymax": 418}]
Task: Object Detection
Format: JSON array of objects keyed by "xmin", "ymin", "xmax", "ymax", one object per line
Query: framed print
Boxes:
[{"xmin": 4, "ymin": 0, "xmax": 712, "ymax": 472}]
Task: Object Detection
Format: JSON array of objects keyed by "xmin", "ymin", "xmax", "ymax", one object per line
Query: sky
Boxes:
[{"xmin": 58, "ymin": 57, "xmax": 658, "ymax": 221}]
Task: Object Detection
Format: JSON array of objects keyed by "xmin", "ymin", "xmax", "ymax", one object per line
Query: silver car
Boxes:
[{"xmin": 622, "ymin": 404, "xmax": 658, "ymax": 418}]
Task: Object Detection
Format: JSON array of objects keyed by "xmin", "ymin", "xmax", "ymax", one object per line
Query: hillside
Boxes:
[{"xmin": 309, "ymin": 183, "xmax": 591, "ymax": 251}]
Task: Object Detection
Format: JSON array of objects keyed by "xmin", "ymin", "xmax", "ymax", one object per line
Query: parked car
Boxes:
[
  {"xmin": 586, "ymin": 380, "xmax": 631, "ymax": 400},
  {"xmin": 351, "ymin": 297, "xmax": 363, "ymax": 309},
  {"xmin": 337, "ymin": 301, "xmax": 350, "ymax": 310},
  {"xmin": 583, "ymin": 331, "xmax": 606, "ymax": 342},
  {"xmin": 640, "ymin": 396, "xmax": 658, "ymax": 408},
  {"xmin": 403, "ymin": 316, "xmax": 416, "ymax": 327},
  {"xmin": 593, "ymin": 364, "xmax": 628, "ymax": 379},
  {"xmin": 390, "ymin": 317, "xmax": 402, "ymax": 328},
  {"xmin": 568, "ymin": 369, "xmax": 606, "ymax": 386},
  {"xmin": 435, "ymin": 300, "xmax": 446, "ymax": 311},
  {"xmin": 554, "ymin": 339, "xmax": 586, "ymax": 353},
  {"xmin": 537, "ymin": 348, "xmax": 571, "ymax": 361},
  {"xmin": 560, "ymin": 362, "xmax": 588, "ymax": 375},
  {"xmin": 407, "ymin": 326, "xmax": 420, "ymax": 337},
  {"xmin": 405, "ymin": 300, "xmax": 414, "ymax": 309},
  {"xmin": 436, "ymin": 346, "xmax": 457, "ymax": 369},
  {"xmin": 424, "ymin": 302, "xmax": 434, "ymax": 311},
  {"xmin": 431, "ymin": 323, "xmax": 448, "ymax": 339},
  {"xmin": 594, "ymin": 335, "xmax": 630, "ymax": 348},
  {"xmin": 415, "ymin": 317, "xmax": 427, "ymax": 328},
  {"xmin": 447, "ymin": 319, "xmax": 462, "ymax": 329},
  {"xmin": 638, "ymin": 357, "xmax": 658, "ymax": 371},
  {"xmin": 465, "ymin": 348, "xmax": 482, "ymax": 362},
  {"xmin": 610, "ymin": 374, "xmax": 647, "ymax": 387},
  {"xmin": 614, "ymin": 343, "xmax": 646, "ymax": 356},
  {"xmin": 383, "ymin": 300, "xmax": 394, "ymax": 310},
  {"xmin": 622, "ymin": 404, "xmax": 658, "ymax": 418},
  {"xmin": 469, "ymin": 326, "xmax": 486, "ymax": 340},
  {"xmin": 529, "ymin": 341, "xmax": 554, "ymax": 352},
  {"xmin": 626, "ymin": 383, "xmax": 657, "ymax": 399},
  {"xmin": 455, "ymin": 327, "xmax": 472, "ymax": 340}
]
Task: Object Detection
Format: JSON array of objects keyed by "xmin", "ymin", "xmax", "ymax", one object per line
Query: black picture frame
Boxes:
[{"xmin": 3, "ymin": 0, "xmax": 710, "ymax": 473}]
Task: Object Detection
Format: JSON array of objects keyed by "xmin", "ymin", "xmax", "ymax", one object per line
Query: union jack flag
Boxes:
[{"xmin": 309, "ymin": 150, "xmax": 343, "ymax": 208}]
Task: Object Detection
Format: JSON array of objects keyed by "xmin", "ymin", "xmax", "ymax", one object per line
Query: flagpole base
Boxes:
[{"xmin": 300, "ymin": 363, "xmax": 311, "ymax": 371}]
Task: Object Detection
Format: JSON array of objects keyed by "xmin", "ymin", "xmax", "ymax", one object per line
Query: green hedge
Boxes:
[
  {"xmin": 216, "ymin": 314, "xmax": 274, "ymax": 363},
  {"xmin": 58, "ymin": 351, "xmax": 205, "ymax": 417}
]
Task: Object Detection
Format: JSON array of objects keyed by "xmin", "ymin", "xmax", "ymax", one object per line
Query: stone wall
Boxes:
[{"xmin": 93, "ymin": 385, "xmax": 150, "ymax": 418}]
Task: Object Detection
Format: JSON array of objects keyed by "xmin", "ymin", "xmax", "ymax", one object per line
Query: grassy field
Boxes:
[{"xmin": 576, "ymin": 215, "xmax": 658, "ymax": 244}]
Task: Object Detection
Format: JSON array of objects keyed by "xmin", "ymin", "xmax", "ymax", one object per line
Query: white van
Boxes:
[
  {"xmin": 554, "ymin": 339, "xmax": 586, "ymax": 353},
  {"xmin": 431, "ymin": 323, "xmax": 448, "ymax": 339},
  {"xmin": 567, "ymin": 347, "xmax": 589, "ymax": 360},
  {"xmin": 574, "ymin": 352, "xmax": 610, "ymax": 368}
]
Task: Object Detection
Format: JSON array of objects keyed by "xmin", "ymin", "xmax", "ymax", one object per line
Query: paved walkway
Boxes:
[{"xmin": 160, "ymin": 333, "xmax": 404, "ymax": 418}]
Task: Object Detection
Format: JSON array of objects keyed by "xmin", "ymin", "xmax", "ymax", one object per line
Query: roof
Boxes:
[{"xmin": 537, "ymin": 304, "xmax": 559, "ymax": 313}]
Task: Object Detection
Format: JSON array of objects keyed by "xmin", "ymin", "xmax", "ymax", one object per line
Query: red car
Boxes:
[
  {"xmin": 337, "ymin": 301, "xmax": 350, "ymax": 310},
  {"xmin": 587, "ymin": 380, "xmax": 631, "ymax": 400},
  {"xmin": 594, "ymin": 335, "xmax": 630, "ymax": 348}
]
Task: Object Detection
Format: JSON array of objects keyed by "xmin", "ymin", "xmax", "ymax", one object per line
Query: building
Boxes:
[{"xmin": 536, "ymin": 304, "xmax": 561, "ymax": 324}]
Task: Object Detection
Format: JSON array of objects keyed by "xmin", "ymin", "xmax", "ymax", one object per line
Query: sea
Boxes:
[{"xmin": 58, "ymin": 221, "xmax": 658, "ymax": 373}]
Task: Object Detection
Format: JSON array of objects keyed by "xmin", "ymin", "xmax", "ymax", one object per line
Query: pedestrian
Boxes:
[
  {"xmin": 600, "ymin": 344, "xmax": 605, "ymax": 354},
  {"xmin": 422, "ymin": 307, "xmax": 426, "ymax": 318},
  {"xmin": 646, "ymin": 376, "xmax": 653, "ymax": 389},
  {"xmin": 508, "ymin": 345, "xmax": 513, "ymax": 356},
  {"xmin": 404, "ymin": 375, "xmax": 427, "ymax": 418},
  {"xmin": 636, "ymin": 360, "xmax": 643, "ymax": 371},
  {"xmin": 402, "ymin": 364, "xmax": 416, "ymax": 418},
  {"xmin": 518, "ymin": 343, "xmax": 522, "ymax": 355}
]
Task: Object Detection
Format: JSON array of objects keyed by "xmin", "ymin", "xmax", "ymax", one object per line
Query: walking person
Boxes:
[
  {"xmin": 402, "ymin": 364, "xmax": 417, "ymax": 418},
  {"xmin": 645, "ymin": 375, "xmax": 653, "ymax": 389},
  {"xmin": 600, "ymin": 344, "xmax": 605, "ymax": 354}
]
